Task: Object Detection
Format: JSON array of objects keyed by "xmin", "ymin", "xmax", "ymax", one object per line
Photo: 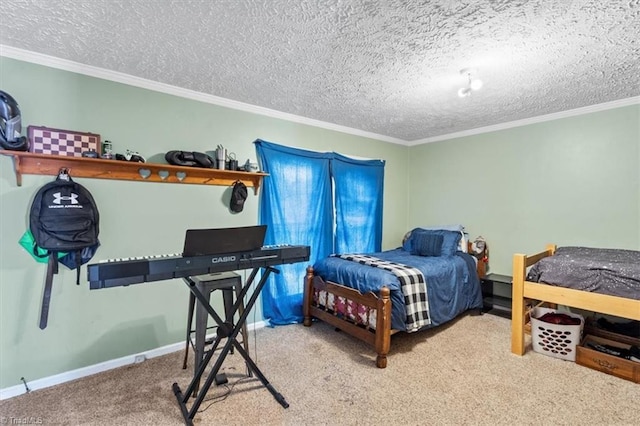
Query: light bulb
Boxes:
[
  {"xmin": 470, "ymin": 78, "xmax": 483, "ymax": 91},
  {"xmin": 458, "ymin": 87, "xmax": 472, "ymax": 98}
]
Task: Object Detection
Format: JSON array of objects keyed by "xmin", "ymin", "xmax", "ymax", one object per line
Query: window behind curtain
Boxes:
[
  {"xmin": 255, "ymin": 140, "xmax": 333, "ymax": 325},
  {"xmin": 255, "ymin": 139, "xmax": 385, "ymax": 325},
  {"xmin": 332, "ymin": 153, "xmax": 384, "ymax": 254}
]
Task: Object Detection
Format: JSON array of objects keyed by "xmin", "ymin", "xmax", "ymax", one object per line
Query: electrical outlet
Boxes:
[{"xmin": 134, "ymin": 355, "xmax": 146, "ymax": 364}]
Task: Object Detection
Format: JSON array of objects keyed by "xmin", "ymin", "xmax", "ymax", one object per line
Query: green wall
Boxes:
[
  {"xmin": 1, "ymin": 55, "xmax": 638, "ymax": 390},
  {"xmin": 407, "ymin": 105, "xmax": 640, "ymax": 274},
  {"xmin": 0, "ymin": 57, "xmax": 408, "ymax": 388}
]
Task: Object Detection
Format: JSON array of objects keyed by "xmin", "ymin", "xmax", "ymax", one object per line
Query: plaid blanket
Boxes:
[{"xmin": 331, "ymin": 254, "xmax": 431, "ymax": 332}]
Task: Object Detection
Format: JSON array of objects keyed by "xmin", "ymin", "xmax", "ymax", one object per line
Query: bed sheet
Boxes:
[
  {"xmin": 312, "ymin": 248, "xmax": 482, "ymax": 330},
  {"xmin": 526, "ymin": 246, "xmax": 640, "ymax": 300}
]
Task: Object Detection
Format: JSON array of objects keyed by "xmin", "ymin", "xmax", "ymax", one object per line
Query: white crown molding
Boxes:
[
  {"xmin": 408, "ymin": 96, "xmax": 640, "ymax": 146},
  {"xmin": 0, "ymin": 45, "xmax": 406, "ymax": 146},
  {"xmin": 0, "ymin": 320, "xmax": 267, "ymax": 400},
  {"xmin": 2, "ymin": 45, "xmax": 637, "ymax": 149}
]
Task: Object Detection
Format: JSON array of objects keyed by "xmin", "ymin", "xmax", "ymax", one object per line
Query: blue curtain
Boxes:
[
  {"xmin": 254, "ymin": 139, "xmax": 385, "ymax": 325},
  {"xmin": 332, "ymin": 153, "xmax": 385, "ymax": 254},
  {"xmin": 255, "ymin": 139, "xmax": 334, "ymax": 325}
]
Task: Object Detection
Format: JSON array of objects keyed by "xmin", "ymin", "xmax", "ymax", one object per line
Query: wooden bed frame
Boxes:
[
  {"xmin": 303, "ymin": 242, "xmax": 487, "ymax": 368},
  {"xmin": 511, "ymin": 244, "xmax": 640, "ymax": 355}
]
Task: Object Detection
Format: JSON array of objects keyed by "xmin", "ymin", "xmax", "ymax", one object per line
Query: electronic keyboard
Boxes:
[{"xmin": 87, "ymin": 245, "xmax": 310, "ymax": 289}]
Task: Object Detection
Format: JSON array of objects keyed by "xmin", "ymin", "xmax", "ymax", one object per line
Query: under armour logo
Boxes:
[{"xmin": 52, "ymin": 192, "xmax": 79, "ymax": 204}]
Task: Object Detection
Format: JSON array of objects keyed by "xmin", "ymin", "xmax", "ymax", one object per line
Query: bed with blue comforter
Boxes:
[
  {"xmin": 313, "ymin": 249, "xmax": 482, "ymax": 331},
  {"xmin": 303, "ymin": 227, "xmax": 485, "ymax": 368}
]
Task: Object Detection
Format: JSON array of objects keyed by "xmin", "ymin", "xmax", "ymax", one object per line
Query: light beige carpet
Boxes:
[{"xmin": 1, "ymin": 313, "xmax": 638, "ymax": 425}]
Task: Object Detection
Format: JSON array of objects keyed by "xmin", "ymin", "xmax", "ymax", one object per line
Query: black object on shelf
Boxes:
[{"xmin": 481, "ymin": 273, "xmax": 513, "ymax": 318}]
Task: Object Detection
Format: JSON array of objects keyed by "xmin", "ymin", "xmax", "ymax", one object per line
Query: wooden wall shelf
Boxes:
[{"xmin": 0, "ymin": 151, "xmax": 267, "ymax": 193}]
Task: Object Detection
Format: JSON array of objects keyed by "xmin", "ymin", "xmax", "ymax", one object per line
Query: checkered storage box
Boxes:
[{"xmin": 28, "ymin": 126, "xmax": 101, "ymax": 157}]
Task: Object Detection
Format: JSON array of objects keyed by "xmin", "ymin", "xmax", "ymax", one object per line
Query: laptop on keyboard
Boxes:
[{"xmin": 182, "ymin": 225, "xmax": 267, "ymax": 257}]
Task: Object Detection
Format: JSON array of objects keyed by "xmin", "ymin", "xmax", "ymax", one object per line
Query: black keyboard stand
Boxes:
[{"xmin": 172, "ymin": 266, "xmax": 289, "ymax": 425}]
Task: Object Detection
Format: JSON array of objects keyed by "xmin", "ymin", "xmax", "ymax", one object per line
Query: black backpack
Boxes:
[{"xmin": 29, "ymin": 169, "xmax": 100, "ymax": 329}]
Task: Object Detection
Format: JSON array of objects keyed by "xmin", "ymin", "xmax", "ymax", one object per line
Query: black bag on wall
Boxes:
[{"xmin": 29, "ymin": 170, "xmax": 100, "ymax": 329}]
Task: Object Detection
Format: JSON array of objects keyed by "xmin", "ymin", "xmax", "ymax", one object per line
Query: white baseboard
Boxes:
[{"xmin": 0, "ymin": 320, "xmax": 267, "ymax": 400}]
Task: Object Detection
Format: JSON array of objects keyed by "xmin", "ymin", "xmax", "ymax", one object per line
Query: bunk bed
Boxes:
[
  {"xmin": 303, "ymin": 228, "xmax": 487, "ymax": 368},
  {"xmin": 511, "ymin": 244, "xmax": 640, "ymax": 355}
]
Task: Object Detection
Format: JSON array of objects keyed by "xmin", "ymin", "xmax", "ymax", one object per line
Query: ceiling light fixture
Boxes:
[{"xmin": 458, "ymin": 68, "xmax": 483, "ymax": 98}]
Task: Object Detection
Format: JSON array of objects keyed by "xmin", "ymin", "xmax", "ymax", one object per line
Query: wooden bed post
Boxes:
[
  {"xmin": 303, "ymin": 265, "xmax": 314, "ymax": 327},
  {"xmin": 544, "ymin": 244, "xmax": 558, "ymax": 309},
  {"xmin": 511, "ymin": 253, "xmax": 527, "ymax": 355},
  {"xmin": 374, "ymin": 286, "xmax": 391, "ymax": 368}
]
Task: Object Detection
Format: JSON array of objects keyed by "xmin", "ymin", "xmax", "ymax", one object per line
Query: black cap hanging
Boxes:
[{"xmin": 230, "ymin": 181, "xmax": 248, "ymax": 212}]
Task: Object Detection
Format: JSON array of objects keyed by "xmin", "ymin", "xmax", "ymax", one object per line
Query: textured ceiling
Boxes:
[{"xmin": 1, "ymin": 0, "xmax": 639, "ymax": 143}]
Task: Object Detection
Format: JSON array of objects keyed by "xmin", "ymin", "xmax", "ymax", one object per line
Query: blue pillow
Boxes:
[
  {"xmin": 411, "ymin": 233, "xmax": 444, "ymax": 257},
  {"xmin": 404, "ymin": 228, "xmax": 462, "ymax": 256}
]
